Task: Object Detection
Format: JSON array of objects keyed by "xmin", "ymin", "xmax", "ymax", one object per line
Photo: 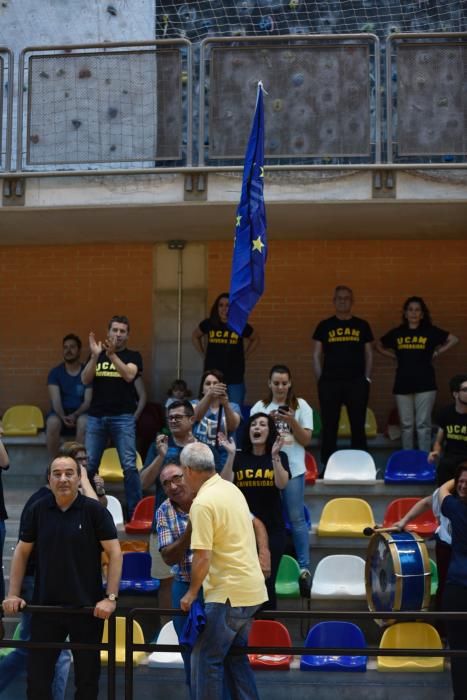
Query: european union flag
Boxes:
[{"xmin": 227, "ymin": 82, "xmax": 267, "ymax": 335}]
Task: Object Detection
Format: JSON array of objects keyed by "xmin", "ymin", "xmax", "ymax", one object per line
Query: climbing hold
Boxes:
[
  {"xmin": 78, "ymin": 68, "xmax": 92, "ymax": 79},
  {"xmin": 108, "ymin": 107, "xmax": 118, "ymax": 119},
  {"xmin": 71, "ymin": 119, "xmax": 82, "ymax": 129}
]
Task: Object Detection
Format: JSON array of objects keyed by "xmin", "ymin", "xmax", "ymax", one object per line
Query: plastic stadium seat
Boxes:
[
  {"xmin": 119, "ymin": 552, "xmax": 160, "ymax": 594},
  {"xmin": 365, "ymin": 408, "xmax": 378, "ymax": 438},
  {"xmin": 383, "ymin": 498, "xmax": 437, "ymax": 537},
  {"xmin": 384, "ymin": 450, "xmax": 435, "ymax": 484},
  {"xmin": 317, "ymin": 498, "xmax": 374, "ymax": 538},
  {"xmin": 2, "ymin": 405, "xmax": 44, "ymax": 436},
  {"xmin": 429, "ymin": 559, "xmax": 439, "ymax": 596},
  {"xmin": 324, "ymin": 450, "xmax": 376, "ymax": 481},
  {"xmin": 311, "ymin": 555, "xmax": 366, "ymax": 600},
  {"xmin": 147, "ymin": 621, "xmax": 184, "ymax": 668},
  {"xmin": 312, "ymin": 409, "xmax": 322, "ymax": 438},
  {"xmin": 101, "ymin": 617, "xmax": 146, "ymax": 666},
  {"xmin": 125, "ymin": 496, "xmax": 155, "ymax": 534},
  {"xmin": 300, "ymin": 621, "xmax": 367, "ymax": 672},
  {"xmin": 337, "ymin": 407, "xmax": 377, "ymax": 439},
  {"xmin": 106, "ymin": 495, "xmax": 124, "ymax": 527},
  {"xmin": 248, "ymin": 620, "xmax": 292, "ymax": 669},
  {"xmin": 275, "ymin": 555, "xmax": 300, "ymax": 598},
  {"xmin": 283, "ymin": 504, "xmax": 311, "ymax": 533},
  {"xmin": 377, "ymin": 622, "xmax": 444, "ymax": 672},
  {"xmin": 98, "ymin": 447, "xmax": 143, "ymax": 483},
  {"xmin": 120, "ymin": 540, "xmax": 149, "ymax": 553},
  {"xmin": 0, "ymin": 623, "xmax": 21, "ymax": 659},
  {"xmin": 305, "ymin": 451, "xmax": 319, "ymax": 484}
]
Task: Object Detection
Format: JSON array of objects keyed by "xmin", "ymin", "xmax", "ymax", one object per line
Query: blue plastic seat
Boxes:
[
  {"xmin": 119, "ymin": 552, "xmax": 160, "ymax": 594},
  {"xmin": 283, "ymin": 504, "xmax": 311, "ymax": 533},
  {"xmin": 384, "ymin": 449, "xmax": 435, "ymax": 484},
  {"xmin": 300, "ymin": 621, "xmax": 367, "ymax": 672}
]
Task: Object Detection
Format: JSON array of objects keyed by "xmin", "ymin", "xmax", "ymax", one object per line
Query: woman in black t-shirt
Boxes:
[
  {"xmin": 192, "ymin": 292, "xmax": 259, "ymax": 405},
  {"xmin": 376, "ymin": 296, "xmax": 458, "ymax": 452},
  {"xmin": 219, "ymin": 413, "xmax": 290, "ymax": 609}
]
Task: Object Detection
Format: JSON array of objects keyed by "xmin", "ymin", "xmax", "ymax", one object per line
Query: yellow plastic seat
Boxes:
[
  {"xmin": 317, "ymin": 498, "xmax": 374, "ymax": 538},
  {"xmin": 101, "ymin": 616, "xmax": 146, "ymax": 666},
  {"xmin": 337, "ymin": 407, "xmax": 377, "ymax": 439},
  {"xmin": 2, "ymin": 405, "xmax": 44, "ymax": 436},
  {"xmin": 377, "ymin": 622, "xmax": 444, "ymax": 672},
  {"xmin": 98, "ymin": 448, "xmax": 143, "ymax": 482}
]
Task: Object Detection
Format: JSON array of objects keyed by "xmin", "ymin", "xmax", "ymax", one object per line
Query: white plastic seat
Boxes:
[
  {"xmin": 324, "ymin": 450, "xmax": 377, "ymax": 481},
  {"xmin": 311, "ymin": 555, "xmax": 366, "ymax": 599},
  {"xmin": 106, "ymin": 495, "xmax": 124, "ymax": 527},
  {"xmin": 147, "ymin": 621, "xmax": 184, "ymax": 668}
]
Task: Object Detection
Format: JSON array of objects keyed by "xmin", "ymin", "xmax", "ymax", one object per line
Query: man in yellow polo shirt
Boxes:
[{"xmin": 180, "ymin": 442, "xmax": 267, "ymax": 700}]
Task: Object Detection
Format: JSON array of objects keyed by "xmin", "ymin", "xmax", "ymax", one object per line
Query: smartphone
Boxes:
[{"xmin": 278, "ymin": 405, "xmax": 289, "ymax": 414}]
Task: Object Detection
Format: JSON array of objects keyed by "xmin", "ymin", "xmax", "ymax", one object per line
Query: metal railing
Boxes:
[{"xmin": 2, "ymin": 605, "xmax": 466, "ymax": 699}]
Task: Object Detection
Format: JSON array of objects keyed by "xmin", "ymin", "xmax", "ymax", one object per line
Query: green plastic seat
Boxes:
[
  {"xmin": 275, "ymin": 555, "xmax": 300, "ymax": 599},
  {"xmin": 429, "ymin": 559, "xmax": 439, "ymax": 596},
  {"xmin": 0, "ymin": 623, "xmax": 22, "ymax": 659}
]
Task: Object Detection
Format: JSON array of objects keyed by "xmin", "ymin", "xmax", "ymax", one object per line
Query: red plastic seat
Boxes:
[
  {"xmin": 248, "ymin": 620, "xmax": 292, "ymax": 669},
  {"xmin": 305, "ymin": 451, "xmax": 318, "ymax": 484},
  {"xmin": 383, "ymin": 498, "xmax": 437, "ymax": 536},
  {"xmin": 125, "ymin": 496, "xmax": 155, "ymax": 534}
]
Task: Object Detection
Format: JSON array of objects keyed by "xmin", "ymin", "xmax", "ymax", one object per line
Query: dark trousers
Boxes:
[
  {"xmin": 28, "ymin": 612, "xmax": 104, "ymax": 700},
  {"xmin": 437, "ymin": 456, "xmax": 466, "ymax": 487},
  {"xmin": 318, "ymin": 376, "xmax": 369, "ymax": 466},
  {"xmin": 442, "ymin": 582, "xmax": 467, "ymax": 700},
  {"xmin": 263, "ymin": 529, "xmax": 287, "ymax": 611}
]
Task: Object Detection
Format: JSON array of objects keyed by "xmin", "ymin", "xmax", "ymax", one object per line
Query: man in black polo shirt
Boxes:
[
  {"xmin": 82, "ymin": 314, "xmax": 143, "ymax": 516},
  {"xmin": 2, "ymin": 455, "xmax": 122, "ymax": 700},
  {"xmin": 312, "ymin": 285, "xmax": 374, "ymax": 467},
  {"xmin": 430, "ymin": 374, "xmax": 467, "ymax": 485}
]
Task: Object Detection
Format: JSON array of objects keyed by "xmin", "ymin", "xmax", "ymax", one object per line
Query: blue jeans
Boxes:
[
  {"xmin": 191, "ymin": 601, "xmax": 260, "ymax": 700},
  {"xmin": 227, "ymin": 383, "xmax": 245, "ymax": 406},
  {"xmin": 282, "ymin": 474, "xmax": 310, "ymax": 570},
  {"xmin": 85, "ymin": 414, "xmax": 142, "ymax": 516},
  {"xmin": 0, "ymin": 577, "xmax": 71, "ymax": 699}
]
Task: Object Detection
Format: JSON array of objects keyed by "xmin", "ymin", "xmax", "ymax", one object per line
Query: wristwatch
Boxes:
[{"xmin": 106, "ymin": 593, "xmax": 118, "ymax": 602}]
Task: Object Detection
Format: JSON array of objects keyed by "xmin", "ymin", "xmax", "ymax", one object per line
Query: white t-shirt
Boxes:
[
  {"xmin": 432, "ymin": 487, "xmax": 452, "ymax": 545},
  {"xmin": 250, "ymin": 398, "xmax": 313, "ymax": 478}
]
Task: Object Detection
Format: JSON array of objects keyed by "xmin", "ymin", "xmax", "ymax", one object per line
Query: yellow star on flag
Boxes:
[
  {"xmin": 260, "ymin": 166, "xmax": 264, "ymax": 178},
  {"xmin": 252, "ymin": 236, "xmax": 265, "ymax": 253},
  {"xmin": 236, "ymin": 215, "xmax": 242, "ymax": 227}
]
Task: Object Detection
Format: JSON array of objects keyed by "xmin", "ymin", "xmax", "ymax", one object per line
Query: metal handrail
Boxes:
[
  {"xmin": 15, "ymin": 39, "xmax": 193, "ymax": 172},
  {"xmin": 0, "ymin": 47, "xmax": 14, "ymax": 172},
  {"xmin": 123, "ymin": 606, "xmax": 467, "ymax": 700},
  {"xmin": 199, "ymin": 33, "xmax": 381, "ymax": 166}
]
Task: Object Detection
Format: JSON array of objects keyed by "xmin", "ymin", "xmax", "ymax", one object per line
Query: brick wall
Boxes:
[
  {"xmin": 1, "ymin": 239, "xmax": 466, "ymax": 434},
  {"xmin": 208, "ymin": 239, "xmax": 467, "ymax": 430},
  {"xmin": 0, "ymin": 244, "xmax": 154, "ymax": 414}
]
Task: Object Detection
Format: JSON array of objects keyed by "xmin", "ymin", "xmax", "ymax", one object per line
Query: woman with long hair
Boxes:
[
  {"xmin": 192, "ymin": 369, "xmax": 241, "ymax": 471},
  {"xmin": 219, "ymin": 413, "xmax": 290, "ymax": 608},
  {"xmin": 250, "ymin": 364, "xmax": 313, "ymax": 594},
  {"xmin": 192, "ymin": 292, "xmax": 259, "ymax": 405},
  {"xmin": 376, "ymin": 296, "xmax": 458, "ymax": 452}
]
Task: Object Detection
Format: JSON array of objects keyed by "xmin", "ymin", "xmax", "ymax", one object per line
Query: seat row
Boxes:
[{"xmin": 148, "ymin": 619, "xmax": 445, "ymax": 673}]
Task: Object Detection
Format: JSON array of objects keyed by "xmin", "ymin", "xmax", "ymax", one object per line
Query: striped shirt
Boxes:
[{"xmin": 156, "ymin": 498, "xmax": 191, "ymax": 582}]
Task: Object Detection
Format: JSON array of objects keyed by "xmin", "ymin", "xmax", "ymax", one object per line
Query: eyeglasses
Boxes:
[
  {"xmin": 459, "ymin": 387, "xmax": 467, "ymax": 392},
  {"xmin": 161, "ymin": 474, "xmax": 184, "ymax": 488},
  {"xmin": 168, "ymin": 414, "xmax": 189, "ymax": 422},
  {"xmin": 75, "ymin": 455, "xmax": 88, "ymax": 463}
]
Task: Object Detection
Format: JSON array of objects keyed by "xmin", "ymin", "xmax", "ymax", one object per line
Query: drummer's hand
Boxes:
[{"xmin": 392, "ymin": 520, "xmax": 404, "ymax": 531}]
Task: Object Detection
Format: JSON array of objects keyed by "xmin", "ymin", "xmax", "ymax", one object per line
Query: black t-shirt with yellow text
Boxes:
[
  {"xmin": 88, "ymin": 348, "xmax": 142, "ymax": 417},
  {"xmin": 380, "ymin": 324, "xmax": 449, "ymax": 394},
  {"xmin": 232, "ymin": 451, "xmax": 290, "ymax": 533},
  {"xmin": 313, "ymin": 316, "xmax": 373, "ymax": 380},
  {"xmin": 199, "ymin": 319, "xmax": 253, "ymax": 384},
  {"xmin": 437, "ymin": 405, "xmax": 467, "ymax": 459}
]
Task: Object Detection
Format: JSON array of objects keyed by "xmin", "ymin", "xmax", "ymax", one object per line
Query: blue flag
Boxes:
[{"xmin": 227, "ymin": 82, "xmax": 267, "ymax": 335}]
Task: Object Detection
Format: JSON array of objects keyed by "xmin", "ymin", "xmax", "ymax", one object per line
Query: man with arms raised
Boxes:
[
  {"xmin": 180, "ymin": 443, "xmax": 267, "ymax": 700},
  {"xmin": 2, "ymin": 455, "xmax": 122, "ymax": 700},
  {"xmin": 82, "ymin": 315, "xmax": 142, "ymax": 516}
]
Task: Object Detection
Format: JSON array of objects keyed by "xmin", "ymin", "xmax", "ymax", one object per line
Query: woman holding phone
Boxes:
[{"xmin": 250, "ymin": 364, "xmax": 314, "ymax": 595}]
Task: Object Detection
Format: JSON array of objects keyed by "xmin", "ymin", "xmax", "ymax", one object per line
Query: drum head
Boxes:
[{"xmin": 365, "ymin": 531, "xmax": 430, "ymax": 615}]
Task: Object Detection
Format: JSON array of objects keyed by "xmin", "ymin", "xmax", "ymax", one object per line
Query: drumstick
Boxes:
[{"xmin": 363, "ymin": 526, "xmax": 401, "ymax": 536}]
